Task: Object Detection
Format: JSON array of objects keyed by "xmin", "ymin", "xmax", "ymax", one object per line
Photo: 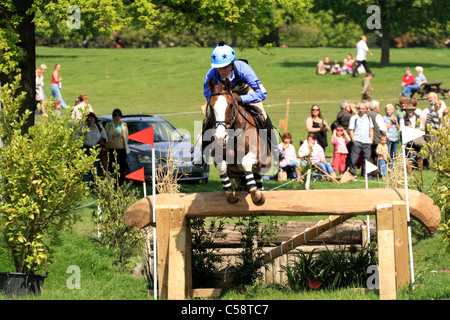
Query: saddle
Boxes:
[{"xmin": 243, "ymin": 103, "xmax": 266, "ymax": 129}]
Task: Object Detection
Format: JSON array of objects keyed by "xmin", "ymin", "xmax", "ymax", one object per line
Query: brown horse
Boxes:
[{"xmin": 205, "ymin": 78, "xmax": 272, "ymax": 205}]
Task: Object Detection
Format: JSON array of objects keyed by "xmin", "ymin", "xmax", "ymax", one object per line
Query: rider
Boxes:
[{"xmin": 194, "ymin": 41, "xmax": 276, "ymax": 169}]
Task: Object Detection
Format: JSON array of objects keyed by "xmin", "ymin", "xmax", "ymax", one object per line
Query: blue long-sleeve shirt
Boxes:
[{"xmin": 203, "ymin": 60, "xmax": 267, "ymax": 104}]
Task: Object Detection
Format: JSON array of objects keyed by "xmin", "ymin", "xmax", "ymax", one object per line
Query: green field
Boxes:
[
  {"xmin": 37, "ymin": 46, "xmax": 450, "ymax": 159},
  {"xmin": 0, "ymin": 46, "xmax": 447, "ymax": 300}
]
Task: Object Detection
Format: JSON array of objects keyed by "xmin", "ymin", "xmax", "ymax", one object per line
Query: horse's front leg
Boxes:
[
  {"xmin": 216, "ymin": 160, "xmax": 239, "ymax": 204},
  {"xmin": 242, "ymin": 152, "xmax": 265, "ymax": 206}
]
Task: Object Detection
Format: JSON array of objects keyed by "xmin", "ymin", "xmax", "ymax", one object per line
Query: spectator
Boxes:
[
  {"xmin": 72, "ymin": 94, "xmax": 94, "ymax": 120},
  {"xmin": 421, "ymin": 92, "xmax": 448, "ymax": 131},
  {"xmin": 305, "ymin": 104, "xmax": 330, "ymax": 152},
  {"xmin": 401, "ymin": 66, "xmax": 427, "ymax": 98},
  {"xmin": 331, "ymin": 125, "xmax": 351, "ymax": 176},
  {"xmin": 383, "ymin": 104, "xmax": 400, "ymax": 168},
  {"xmin": 340, "ymin": 53, "xmax": 355, "ymax": 75},
  {"xmin": 82, "ymin": 112, "xmax": 108, "ymax": 184},
  {"xmin": 399, "ymin": 103, "xmax": 421, "ymax": 169},
  {"xmin": 335, "ymin": 100, "xmax": 356, "ymax": 134},
  {"xmin": 352, "ymin": 35, "xmax": 373, "ymax": 78},
  {"xmin": 348, "ymin": 102, "xmax": 374, "ymax": 177},
  {"xmin": 376, "ymin": 135, "xmax": 389, "ymax": 177},
  {"xmin": 401, "ymin": 67, "xmax": 415, "ymax": 89},
  {"xmin": 50, "ymin": 63, "xmax": 67, "ymax": 108},
  {"xmin": 105, "ymin": 108, "xmax": 130, "ymax": 185},
  {"xmin": 361, "ymin": 73, "xmax": 373, "ymax": 101},
  {"xmin": 278, "ymin": 131, "xmax": 302, "ymax": 182},
  {"xmin": 35, "ymin": 68, "xmax": 46, "ymax": 116},
  {"xmin": 316, "ymin": 57, "xmax": 331, "ymax": 75},
  {"xmin": 298, "ymin": 133, "xmax": 337, "ymax": 180},
  {"xmin": 368, "ymin": 100, "xmax": 388, "ymax": 168},
  {"xmin": 397, "ymin": 96, "xmax": 410, "ymax": 119},
  {"xmin": 331, "ymin": 60, "xmax": 341, "ymax": 74},
  {"xmin": 54, "ymin": 99, "xmax": 62, "ymax": 116},
  {"xmin": 335, "ymin": 100, "xmax": 357, "ymax": 169}
]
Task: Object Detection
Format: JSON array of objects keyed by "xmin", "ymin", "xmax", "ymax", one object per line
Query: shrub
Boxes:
[{"xmin": 0, "ymin": 77, "xmax": 96, "ymax": 273}]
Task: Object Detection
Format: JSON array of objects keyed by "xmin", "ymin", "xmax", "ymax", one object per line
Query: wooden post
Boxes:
[
  {"xmin": 392, "ymin": 201, "xmax": 410, "ymax": 292},
  {"xmin": 376, "ymin": 204, "xmax": 397, "ymax": 300},
  {"xmin": 155, "ymin": 204, "xmax": 192, "ymax": 300}
]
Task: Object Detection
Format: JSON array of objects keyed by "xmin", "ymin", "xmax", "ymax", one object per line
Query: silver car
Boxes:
[{"xmin": 99, "ymin": 114, "xmax": 209, "ymax": 184}]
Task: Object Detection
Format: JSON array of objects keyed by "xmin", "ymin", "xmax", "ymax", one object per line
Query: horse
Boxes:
[{"xmin": 204, "ymin": 78, "xmax": 273, "ymax": 205}]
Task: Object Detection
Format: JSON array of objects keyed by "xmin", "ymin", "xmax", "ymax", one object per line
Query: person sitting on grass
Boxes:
[
  {"xmin": 278, "ymin": 131, "xmax": 303, "ymax": 182},
  {"xmin": 298, "ymin": 133, "xmax": 337, "ymax": 181}
]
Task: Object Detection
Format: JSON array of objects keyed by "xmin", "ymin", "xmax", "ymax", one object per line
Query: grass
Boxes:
[{"xmin": 0, "ymin": 46, "xmax": 448, "ymax": 300}]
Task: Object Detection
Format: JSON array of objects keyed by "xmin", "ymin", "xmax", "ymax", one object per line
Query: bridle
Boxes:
[{"xmin": 208, "ymin": 91, "xmax": 238, "ymax": 130}]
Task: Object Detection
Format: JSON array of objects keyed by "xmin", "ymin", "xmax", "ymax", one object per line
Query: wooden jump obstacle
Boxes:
[{"xmin": 124, "ymin": 188, "xmax": 440, "ymax": 300}]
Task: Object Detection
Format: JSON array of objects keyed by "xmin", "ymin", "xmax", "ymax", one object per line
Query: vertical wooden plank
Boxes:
[
  {"xmin": 376, "ymin": 203, "xmax": 397, "ymax": 300},
  {"xmin": 184, "ymin": 217, "xmax": 193, "ymax": 299},
  {"xmin": 392, "ymin": 201, "xmax": 410, "ymax": 292},
  {"xmin": 167, "ymin": 205, "xmax": 187, "ymax": 300},
  {"xmin": 155, "ymin": 205, "xmax": 171, "ymax": 299}
]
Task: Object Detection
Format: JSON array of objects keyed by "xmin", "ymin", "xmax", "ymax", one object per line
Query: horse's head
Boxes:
[{"xmin": 207, "ymin": 78, "xmax": 236, "ymax": 142}]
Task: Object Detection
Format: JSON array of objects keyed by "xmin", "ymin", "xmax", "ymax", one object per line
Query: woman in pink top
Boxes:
[
  {"xmin": 298, "ymin": 134, "xmax": 336, "ymax": 177},
  {"xmin": 278, "ymin": 132, "xmax": 302, "ymax": 181},
  {"xmin": 331, "ymin": 125, "xmax": 351, "ymax": 175}
]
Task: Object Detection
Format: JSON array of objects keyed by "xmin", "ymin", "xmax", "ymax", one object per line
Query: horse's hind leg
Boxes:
[{"xmin": 216, "ymin": 160, "xmax": 239, "ymax": 204}]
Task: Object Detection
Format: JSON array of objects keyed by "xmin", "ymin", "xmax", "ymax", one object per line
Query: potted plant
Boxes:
[{"xmin": 0, "ymin": 78, "xmax": 97, "ymax": 297}]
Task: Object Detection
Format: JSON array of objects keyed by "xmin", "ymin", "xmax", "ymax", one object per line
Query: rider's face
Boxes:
[{"xmin": 217, "ymin": 64, "xmax": 233, "ymax": 78}]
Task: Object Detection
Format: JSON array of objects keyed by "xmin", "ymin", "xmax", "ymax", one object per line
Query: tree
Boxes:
[
  {"xmin": 0, "ymin": 0, "xmax": 311, "ymax": 132},
  {"xmin": 312, "ymin": 0, "xmax": 449, "ymax": 66}
]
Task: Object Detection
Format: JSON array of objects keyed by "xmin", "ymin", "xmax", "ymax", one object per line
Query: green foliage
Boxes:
[
  {"xmin": 232, "ymin": 216, "xmax": 281, "ymax": 286},
  {"xmin": 0, "ymin": 77, "xmax": 96, "ymax": 274},
  {"xmin": 190, "ymin": 217, "xmax": 227, "ymax": 288},
  {"xmin": 421, "ymin": 117, "xmax": 450, "ymax": 247},
  {"xmin": 91, "ymin": 165, "xmax": 146, "ymax": 270},
  {"xmin": 283, "ymin": 244, "xmax": 378, "ymax": 291}
]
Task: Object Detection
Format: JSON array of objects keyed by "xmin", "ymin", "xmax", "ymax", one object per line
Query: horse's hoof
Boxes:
[
  {"xmin": 225, "ymin": 191, "xmax": 239, "ymax": 204},
  {"xmin": 251, "ymin": 191, "xmax": 265, "ymax": 206}
]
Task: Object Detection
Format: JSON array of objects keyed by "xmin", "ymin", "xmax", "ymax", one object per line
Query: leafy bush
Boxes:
[
  {"xmin": 91, "ymin": 162, "xmax": 145, "ymax": 270},
  {"xmin": 0, "ymin": 77, "xmax": 96, "ymax": 273},
  {"xmin": 283, "ymin": 244, "xmax": 377, "ymax": 290}
]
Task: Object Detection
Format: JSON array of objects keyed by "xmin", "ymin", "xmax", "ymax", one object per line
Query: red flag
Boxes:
[
  {"xmin": 128, "ymin": 126, "xmax": 154, "ymax": 146},
  {"xmin": 126, "ymin": 167, "xmax": 145, "ymax": 182}
]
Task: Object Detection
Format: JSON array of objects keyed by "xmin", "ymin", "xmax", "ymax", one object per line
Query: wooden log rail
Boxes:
[{"xmin": 124, "ymin": 189, "xmax": 441, "ymax": 300}]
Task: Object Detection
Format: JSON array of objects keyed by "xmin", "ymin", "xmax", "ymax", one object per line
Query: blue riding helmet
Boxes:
[{"xmin": 211, "ymin": 42, "xmax": 236, "ymax": 68}]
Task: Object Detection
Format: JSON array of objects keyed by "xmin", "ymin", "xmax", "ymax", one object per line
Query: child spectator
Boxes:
[
  {"xmin": 298, "ymin": 133, "xmax": 337, "ymax": 180},
  {"xmin": 361, "ymin": 73, "xmax": 373, "ymax": 101},
  {"xmin": 376, "ymin": 135, "xmax": 389, "ymax": 177},
  {"xmin": 331, "ymin": 125, "xmax": 351, "ymax": 176},
  {"xmin": 278, "ymin": 131, "xmax": 302, "ymax": 181},
  {"xmin": 331, "ymin": 60, "xmax": 341, "ymax": 74}
]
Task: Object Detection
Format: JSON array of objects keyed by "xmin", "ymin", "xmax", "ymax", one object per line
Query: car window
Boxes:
[{"xmin": 127, "ymin": 120, "xmax": 179, "ymax": 143}]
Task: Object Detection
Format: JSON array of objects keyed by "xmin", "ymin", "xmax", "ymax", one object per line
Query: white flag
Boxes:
[
  {"xmin": 365, "ymin": 159, "xmax": 378, "ymax": 174},
  {"xmin": 402, "ymin": 126, "xmax": 424, "ymax": 144}
]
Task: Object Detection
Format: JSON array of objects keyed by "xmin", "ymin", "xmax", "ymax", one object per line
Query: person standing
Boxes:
[
  {"xmin": 105, "ymin": 108, "xmax": 130, "ymax": 185},
  {"xmin": 50, "ymin": 64, "xmax": 67, "ymax": 108},
  {"xmin": 383, "ymin": 104, "xmax": 400, "ymax": 168},
  {"xmin": 305, "ymin": 104, "xmax": 330, "ymax": 152},
  {"xmin": 352, "ymin": 35, "xmax": 373, "ymax": 78},
  {"xmin": 361, "ymin": 73, "xmax": 373, "ymax": 101},
  {"xmin": 348, "ymin": 102, "xmax": 374, "ymax": 177}
]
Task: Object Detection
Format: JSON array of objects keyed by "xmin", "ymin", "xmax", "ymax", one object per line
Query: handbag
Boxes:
[
  {"xmin": 412, "ymin": 135, "xmax": 426, "ymax": 148},
  {"xmin": 277, "ymin": 169, "xmax": 287, "ymax": 182}
]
